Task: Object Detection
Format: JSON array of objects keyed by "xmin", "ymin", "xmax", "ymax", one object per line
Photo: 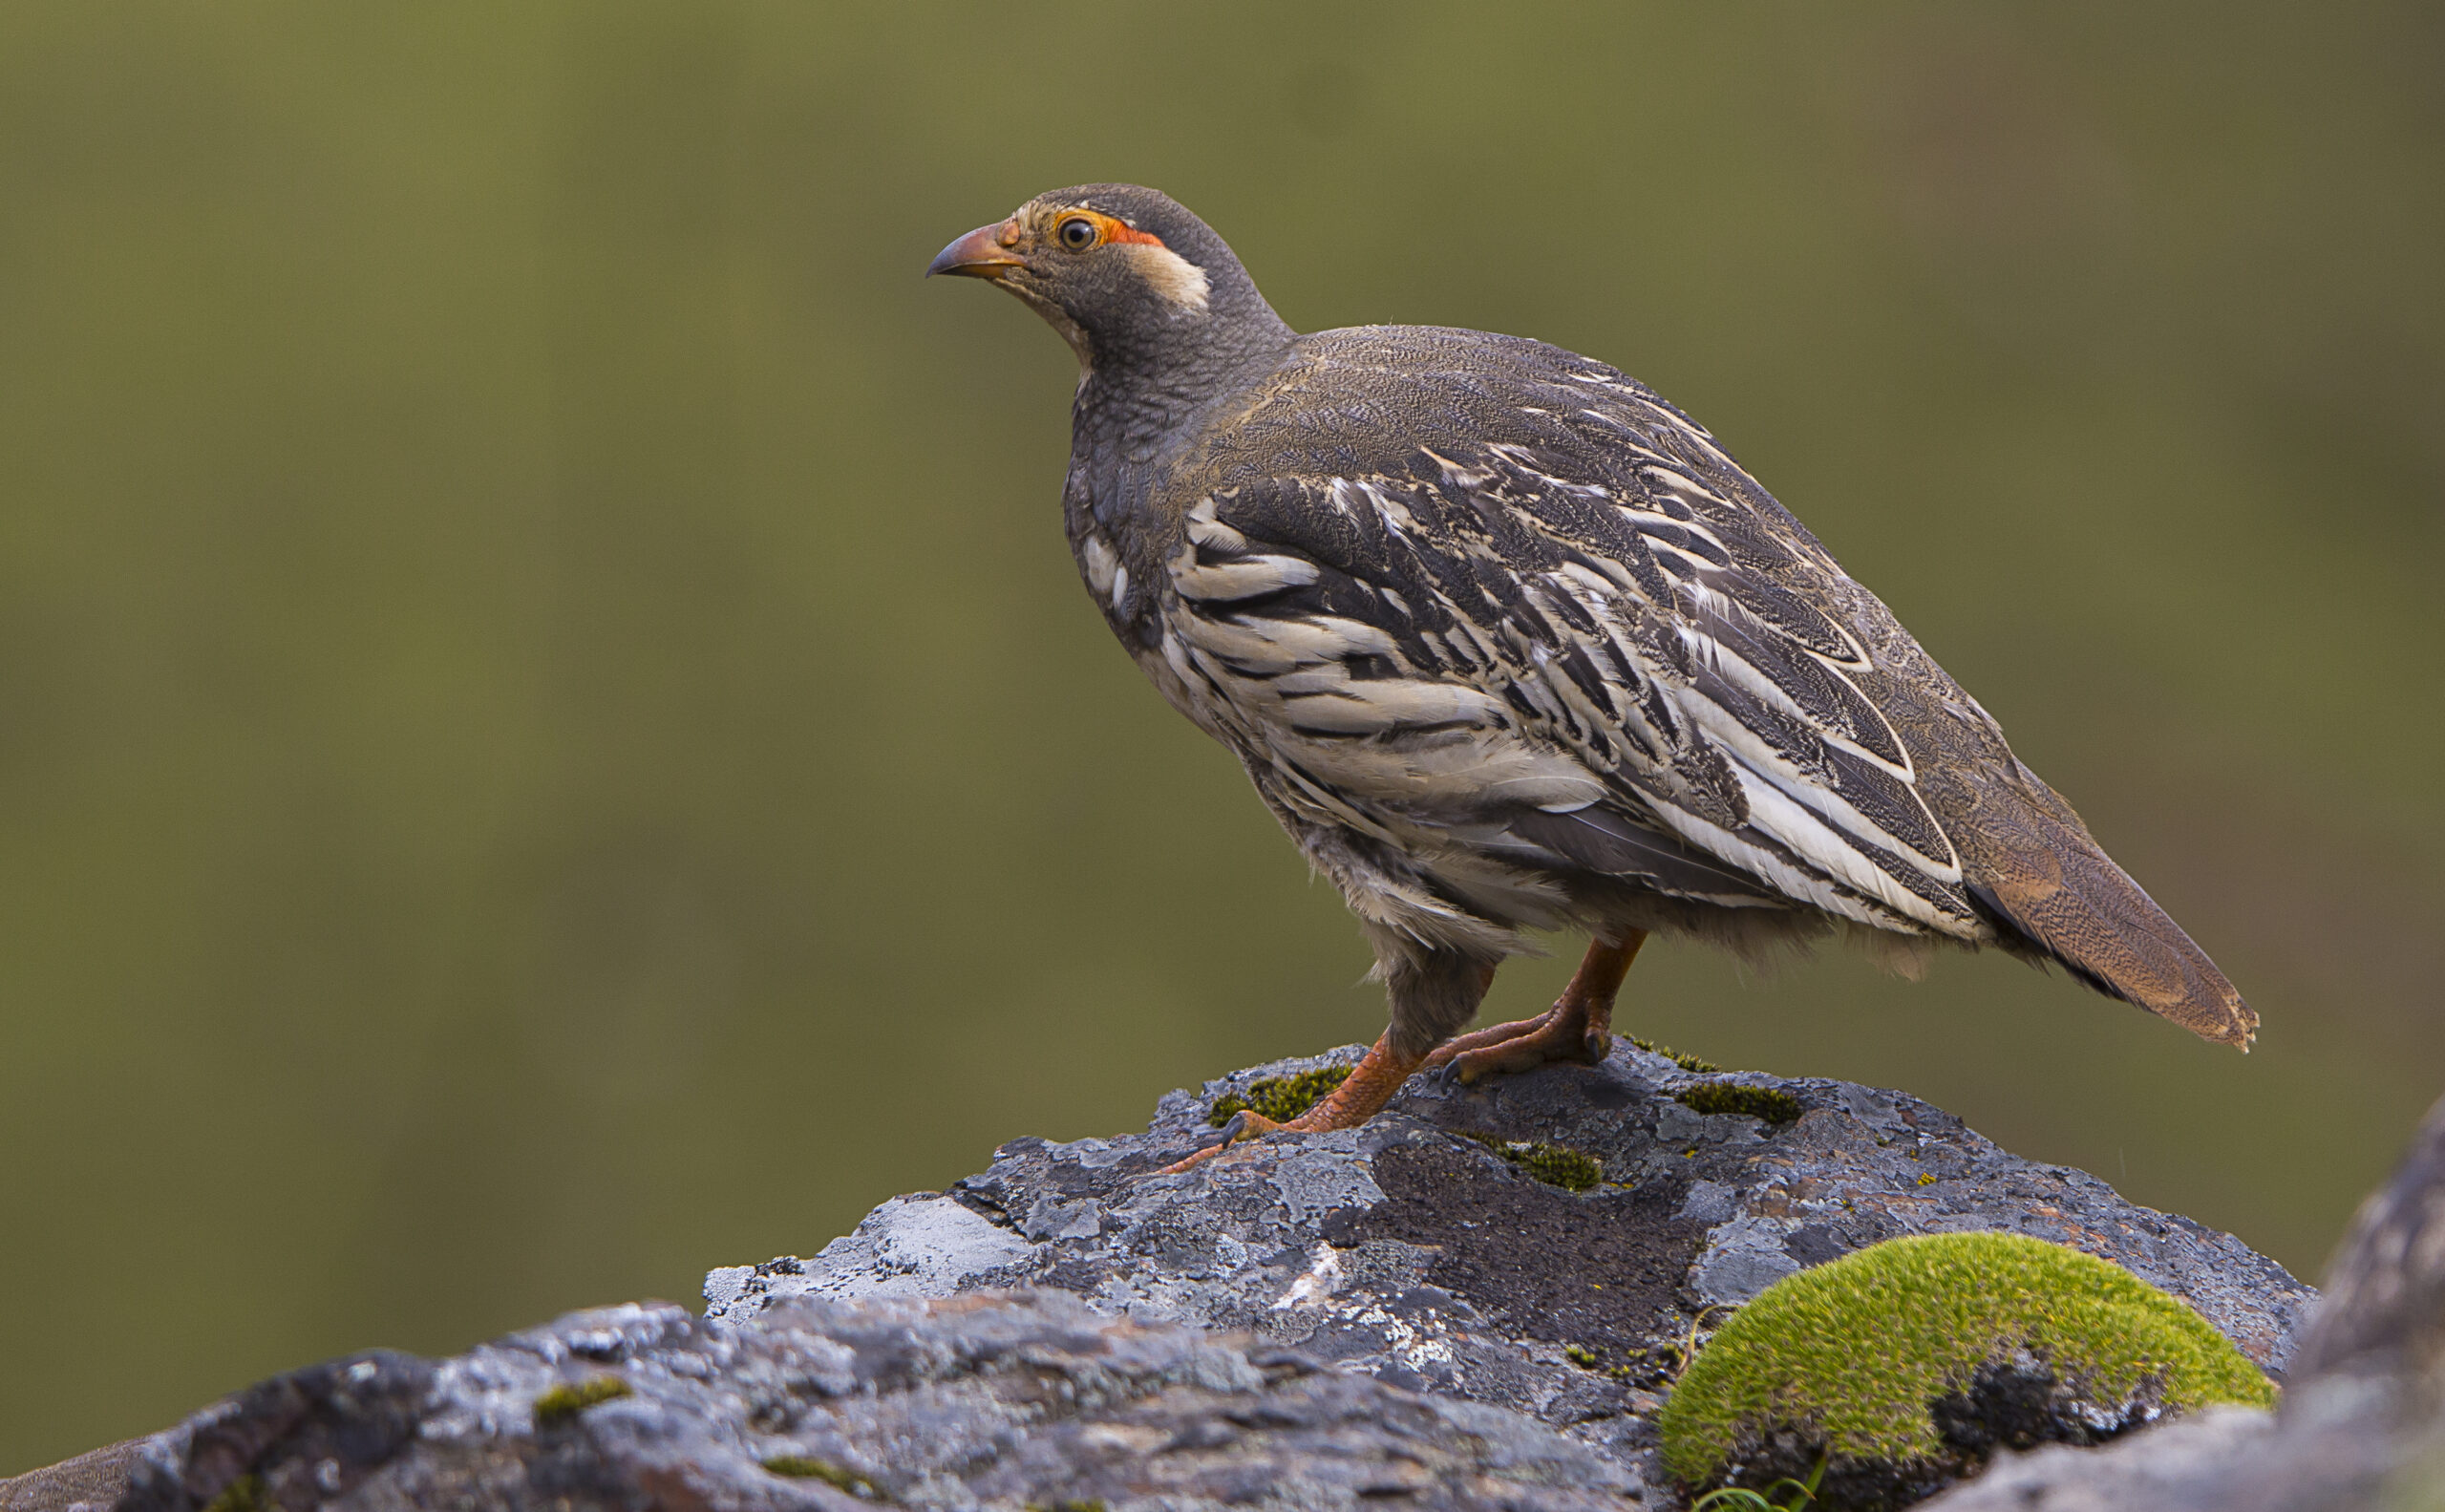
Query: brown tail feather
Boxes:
[{"xmin": 1965, "ymin": 797, "xmax": 2256, "ymax": 1049}]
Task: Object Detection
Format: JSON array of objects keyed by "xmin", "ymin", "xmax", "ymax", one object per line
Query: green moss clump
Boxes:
[
  {"xmin": 1678, "ymin": 1081, "xmax": 1803, "ymax": 1125},
  {"xmin": 533, "ymin": 1374, "xmax": 633, "ymax": 1425},
  {"xmin": 764, "ymin": 1456, "xmax": 877, "ymax": 1494},
  {"xmin": 1457, "ymin": 1130, "xmax": 1605, "ymax": 1190},
  {"xmin": 1502, "ymin": 1139, "xmax": 1603, "ymax": 1190},
  {"xmin": 201, "ymin": 1476, "xmax": 269, "ymax": 1512},
  {"xmin": 1208, "ymin": 1065, "xmax": 1350, "ymax": 1126},
  {"xmin": 1657, "ymin": 1232, "xmax": 2276, "ymax": 1495},
  {"xmin": 1563, "ymin": 1339, "xmax": 1674, "ymax": 1385},
  {"xmin": 1631, "ymin": 1036, "xmax": 1721, "ymax": 1074}
]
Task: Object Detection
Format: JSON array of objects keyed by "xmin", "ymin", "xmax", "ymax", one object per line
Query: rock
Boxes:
[
  {"xmin": 108, "ymin": 1291, "xmax": 1634, "ymax": 1511},
  {"xmin": 703, "ymin": 1193, "xmax": 1039, "ymax": 1306},
  {"xmin": 0, "ymin": 1440, "xmax": 146, "ymax": 1512},
  {"xmin": 712, "ymin": 1041, "xmax": 2311, "ymax": 1491},
  {"xmin": 9, "ymin": 1042, "xmax": 2316, "ymax": 1510},
  {"xmin": 1918, "ymin": 1407, "xmax": 2281, "ymax": 1512},
  {"xmin": 1926, "ymin": 1086, "xmax": 2445, "ymax": 1511}
]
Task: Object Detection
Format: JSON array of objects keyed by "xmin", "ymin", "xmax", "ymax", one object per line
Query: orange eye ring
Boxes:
[{"xmin": 1056, "ymin": 216, "xmax": 1098, "ymax": 250}]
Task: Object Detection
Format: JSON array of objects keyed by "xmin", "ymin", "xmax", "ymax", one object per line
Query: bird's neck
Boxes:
[{"xmin": 1071, "ymin": 315, "xmax": 1293, "ymax": 484}]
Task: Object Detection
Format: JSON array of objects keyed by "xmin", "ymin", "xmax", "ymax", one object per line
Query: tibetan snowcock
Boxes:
[{"xmin": 927, "ymin": 184, "xmax": 2254, "ymax": 1168}]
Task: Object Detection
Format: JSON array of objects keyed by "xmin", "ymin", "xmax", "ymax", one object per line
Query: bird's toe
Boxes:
[{"xmin": 1157, "ymin": 1110, "xmax": 1287, "ymax": 1175}]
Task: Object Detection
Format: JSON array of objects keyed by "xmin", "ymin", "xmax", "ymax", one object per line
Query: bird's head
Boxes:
[{"xmin": 927, "ymin": 184, "xmax": 1288, "ymax": 378}]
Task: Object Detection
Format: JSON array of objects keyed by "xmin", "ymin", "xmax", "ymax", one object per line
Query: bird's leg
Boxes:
[
  {"xmin": 1421, "ymin": 930, "xmax": 1647, "ymax": 1084},
  {"xmin": 1159, "ymin": 1029, "xmax": 1428, "ymax": 1175}
]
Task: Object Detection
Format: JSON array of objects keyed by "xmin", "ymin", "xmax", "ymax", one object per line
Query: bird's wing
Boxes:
[{"xmin": 1159, "ymin": 357, "xmax": 1987, "ymax": 939}]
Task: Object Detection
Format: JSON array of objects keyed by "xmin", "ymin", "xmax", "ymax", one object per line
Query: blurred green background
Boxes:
[{"xmin": 2, "ymin": 0, "xmax": 2438, "ymax": 1473}]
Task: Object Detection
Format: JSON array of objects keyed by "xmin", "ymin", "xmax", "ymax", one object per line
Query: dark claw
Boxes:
[{"xmin": 1584, "ymin": 1029, "xmax": 1613, "ymax": 1063}]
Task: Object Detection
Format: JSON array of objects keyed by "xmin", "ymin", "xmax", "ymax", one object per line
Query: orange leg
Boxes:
[
  {"xmin": 1420, "ymin": 929, "xmax": 1647, "ymax": 1084},
  {"xmin": 1160, "ymin": 1029, "xmax": 1428, "ymax": 1174}
]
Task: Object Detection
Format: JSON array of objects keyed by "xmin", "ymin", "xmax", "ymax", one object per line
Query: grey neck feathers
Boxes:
[{"xmin": 1072, "ymin": 260, "xmax": 1293, "ymax": 480}]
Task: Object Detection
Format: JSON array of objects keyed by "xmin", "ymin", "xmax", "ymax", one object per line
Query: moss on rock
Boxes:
[
  {"xmin": 200, "ymin": 1476, "xmax": 269, "ymax": 1512},
  {"xmin": 1677, "ymin": 1081, "xmax": 1804, "ymax": 1125},
  {"xmin": 1507, "ymin": 1141, "xmax": 1603, "ymax": 1190},
  {"xmin": 763, "ymin": 1455, "xmax": 877, "ymax": 1494},
  {"xmin": 1658, "ymin": 1232, "xmax": 2274, "ymax": 1509},
  {"xmin": 1208, "ymin": 1065, "xmax": 1350, "ymax": 1126},
  {"xmin": 1630, "ymin": 1036, "xmax": 1721, "ymax": 1073},
  {"xmin": 1459, "ymin": 1132, "xmax": 1604, "ymax": 1191},
  {"xmin": 533, "ymin": 1374, "xmax": 632, "ymax": 1425}
]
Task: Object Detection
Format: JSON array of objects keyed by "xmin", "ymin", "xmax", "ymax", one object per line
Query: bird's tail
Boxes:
[{"xmin": 1964, "ymin": 784, "xmax": 2257, "ymax": 1049}]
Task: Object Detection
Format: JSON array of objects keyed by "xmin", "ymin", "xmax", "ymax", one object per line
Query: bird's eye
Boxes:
[{"xmin": 1056, "ymin": 216, "xmax": 1098, "ymax": 250}]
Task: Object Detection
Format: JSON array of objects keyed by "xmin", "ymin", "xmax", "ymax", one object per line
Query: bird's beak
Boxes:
[{"xmin": 926, "ymin": 219, "xmax": 1025, "ymax": 280}]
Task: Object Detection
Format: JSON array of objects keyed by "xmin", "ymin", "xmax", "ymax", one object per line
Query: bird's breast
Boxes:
[{"xmin": 1064, "ymin": 488, "xmax": 1173, "ymax": 655}]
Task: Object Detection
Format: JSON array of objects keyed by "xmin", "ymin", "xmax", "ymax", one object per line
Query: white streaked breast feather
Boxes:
[
  {"xmin": 1279, "ymin": 679, "xmax": 1502, "ymax": 735},
  {"xmin": 1172, "ymin": 553, "xmax": 1320, "ymax": 602},
  {"xmin": 1176, "ymin": 611, "xmax": 1398, "ymax": 674}
]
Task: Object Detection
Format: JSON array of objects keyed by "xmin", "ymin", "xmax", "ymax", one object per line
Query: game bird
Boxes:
[{"xmin": 927, "ymin": 185, "xmax": 2254, "ymax": 1167}]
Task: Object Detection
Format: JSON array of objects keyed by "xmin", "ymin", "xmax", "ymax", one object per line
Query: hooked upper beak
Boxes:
[{"xmin": 926, "ymin": 219, "xmax": 1025, "ymax": 280}]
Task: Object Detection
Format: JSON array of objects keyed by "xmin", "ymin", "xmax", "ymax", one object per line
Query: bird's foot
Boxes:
[
  {"xmin": 1159, "ymin": 1030, "xmax": 1427, "ymax": 1175},
  {"xmin": 1422, "ymin": 933, "xmax": 1641, "ymax": 1086},
  {"xmin": 1423, "ymin": 1000, "xmax": 1611, "ymax": 1086},
  {"xmin": 1158, "ymin": 1108, "xmax": 1296, "ymax": 1175}
]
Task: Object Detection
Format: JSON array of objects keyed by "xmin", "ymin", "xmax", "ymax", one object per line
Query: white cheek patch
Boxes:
[{"xmin": 1118, "ymin": 242, "xmax": 1211, "ymax": 313}]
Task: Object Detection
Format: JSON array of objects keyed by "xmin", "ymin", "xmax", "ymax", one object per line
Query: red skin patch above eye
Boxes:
[{"xmin": 1099, "ymin": 218, "xmax": 1165, "ymax": 247}]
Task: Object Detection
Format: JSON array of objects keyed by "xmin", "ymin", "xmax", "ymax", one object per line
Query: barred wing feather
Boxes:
[{"xmin": 1162, "ymin": 415, "xmax": 1987, "ymax": 942}]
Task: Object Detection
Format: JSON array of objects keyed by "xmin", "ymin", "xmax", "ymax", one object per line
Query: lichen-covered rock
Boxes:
[
  {"xmin": 1658, "ymin": 1233, "xmax": 2275, "ymax": 1508},
  {"xmin": 2, "ymin": 1045, "xmax": 2319, "ymax": 1511},
  {"xmin": 710, "ymin": 1041, "xmax": 2311, "ymax": 1492},
  {"xmin": 109, "ymin": 1291, "xmax": 1637, "ymax": 1511}
]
